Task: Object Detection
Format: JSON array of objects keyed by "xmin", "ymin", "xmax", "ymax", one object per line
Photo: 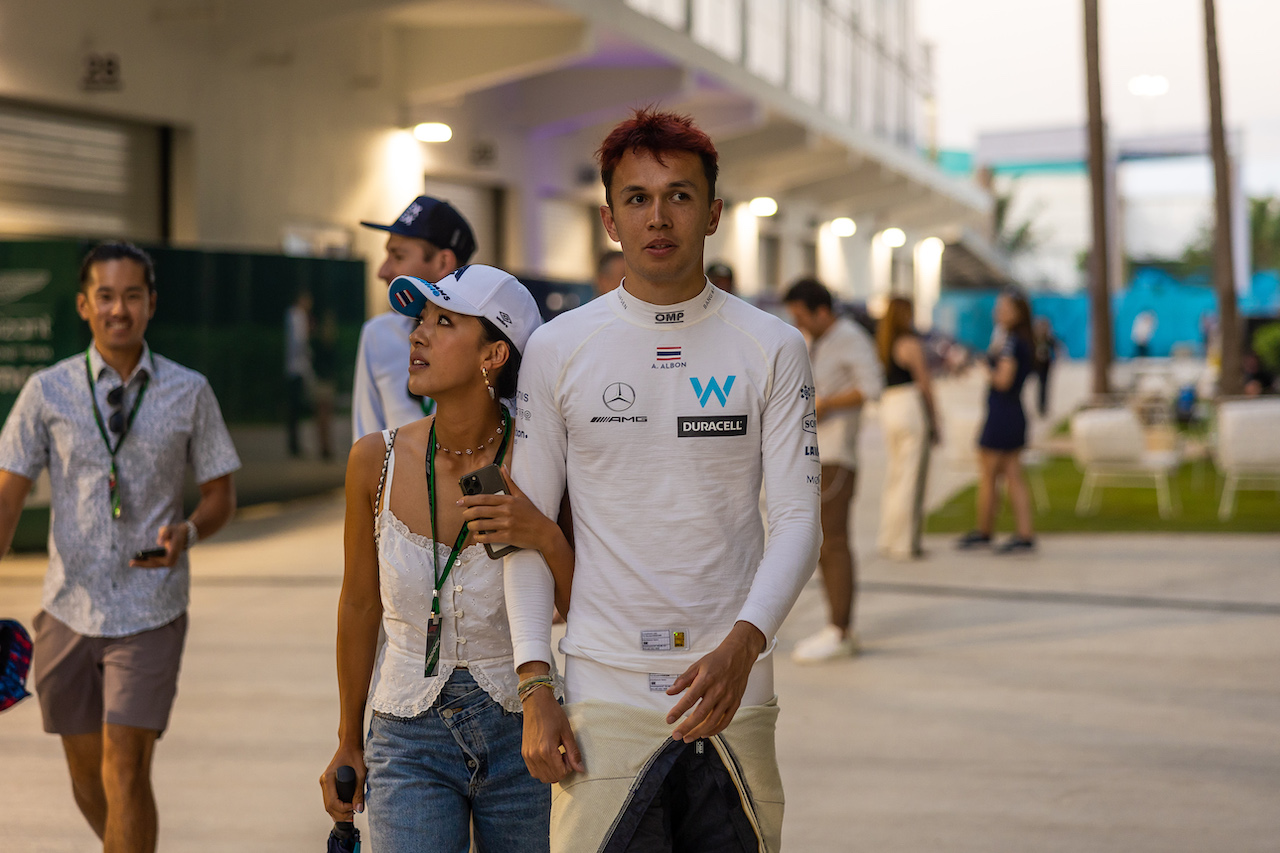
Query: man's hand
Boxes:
[
  {"xmin": 665, "ymin": 621, "xmax": 765, "ymax": 742},
  {"xmin": 129, "ymin": 523, "xmax": 190, "ymax": 568},
  {"xmin": 521, "ymin": 684, "xmax": 584, "ymax": 784}
]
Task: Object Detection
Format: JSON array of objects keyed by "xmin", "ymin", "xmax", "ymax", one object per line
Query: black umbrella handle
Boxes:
[{"xmin": 334, "ymin": 765, "xmax": 358, "ymax": 837}]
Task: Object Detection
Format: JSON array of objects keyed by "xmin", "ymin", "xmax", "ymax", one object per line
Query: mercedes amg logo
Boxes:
[{"xmin": 603, "ymin": 382, "xmax": 636, "ymax": 412}]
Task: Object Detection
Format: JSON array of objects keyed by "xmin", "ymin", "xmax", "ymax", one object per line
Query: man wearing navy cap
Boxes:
[{"xmin": 352, "ymin": 196, "xmax": 477, "ymax": 438}]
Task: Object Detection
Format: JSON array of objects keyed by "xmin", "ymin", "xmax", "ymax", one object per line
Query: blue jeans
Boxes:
[{"xmin": 365, "ymin": 670, "xmax": 549, "ymax": 853}]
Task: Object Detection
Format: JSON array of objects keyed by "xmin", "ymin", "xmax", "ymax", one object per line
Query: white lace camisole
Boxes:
[{"xmin": 367, "ymin": 429, "xmax": 523, "ymax": 716}]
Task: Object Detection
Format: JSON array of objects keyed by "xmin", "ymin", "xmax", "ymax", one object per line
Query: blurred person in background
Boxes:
[
  {"xmin": 705, "ymin": 261, "xmax": 735, "ymax": 294},
  {"xmin": 1032, "ymin": 316, "xmax": 1058, "ymax": 418},
  {"xmin": 352, "ymin": 196, "xmax": 476, "ymax": 439},
  {"xmin": 593, "ymin": 250, "xmax": 625, "ymax": 297},
  {"xmin": 284, "ymin": 289, "xmax": 315, "ymax": 458},
  {"xmin": 1131, "ymin": 309, "xmax": 1157, "ymax": 359},
  {"xmin": 957, "ymin": 290, "xmax": 1036, "ymax": 554},
  {"xmin": 784, "ymin": 278, "xmax": 882, "ymax": 661},
  {"xmin": 875, "ymin": 297, "xmax": 939, "ymax": 561}
]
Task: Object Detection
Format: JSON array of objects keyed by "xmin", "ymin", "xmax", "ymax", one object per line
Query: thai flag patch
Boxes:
[
  {"xmin": 656, "ymin": 346, "xmax": 682, "ymax": 361},
  {"xmin": 394, "ymin": 289, "xmax": 417, "ymax": 309}
]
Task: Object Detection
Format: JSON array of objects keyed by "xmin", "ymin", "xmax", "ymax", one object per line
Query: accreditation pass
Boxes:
[{"xmin": 640, "ymin": 629, "xmax": 689, "ymax": 652}]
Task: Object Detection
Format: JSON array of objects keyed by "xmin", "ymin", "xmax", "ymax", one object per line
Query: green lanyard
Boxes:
[
  {"xmin": 84, "ymin": 348, "xmax": 150, "ymax": 520},
  {"xmin": 423, "ymin": 406, "xmax": 512, "ymax": 676}
]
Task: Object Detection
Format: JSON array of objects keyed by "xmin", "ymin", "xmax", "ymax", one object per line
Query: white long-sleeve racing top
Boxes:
[{"xmin": 505, "ymin": 282, "xmax": 821, "ymax": 706}]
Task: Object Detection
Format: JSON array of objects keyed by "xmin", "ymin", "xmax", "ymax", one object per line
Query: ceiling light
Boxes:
[
  {"xmin": 881, "ymin": 227, "xmax": 906, "ymax": 248},
  {"xmin": 413, "ymin": 122, "xmax": 453, "ymax": 143},
  {"xmin": 749, "ymin": 197, "xmax": 778, "ymax": 217},
  {"xmin": 831, "ymin": 217, "xmax": 856, "ymax": 237}
]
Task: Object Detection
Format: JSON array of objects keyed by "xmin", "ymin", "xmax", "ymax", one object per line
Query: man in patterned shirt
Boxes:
[{"xmin": 0, "ymin": 241, "xmax": 240, "ymax": 853}]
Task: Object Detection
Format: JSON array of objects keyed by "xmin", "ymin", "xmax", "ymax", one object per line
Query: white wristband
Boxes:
[{"xmin": 184, "ymin": 518, "xmax": 199, "ymax": 549}]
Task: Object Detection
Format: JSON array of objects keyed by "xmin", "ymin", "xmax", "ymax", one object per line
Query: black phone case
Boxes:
[{"xmin": 459, "ymin": 465, "xmax": 521, "ymax": 560}]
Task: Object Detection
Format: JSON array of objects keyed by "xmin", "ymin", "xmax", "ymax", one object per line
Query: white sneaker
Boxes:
[{"xmin": 791, "ymin": 625, "xmax": 859, "ymax": 664}]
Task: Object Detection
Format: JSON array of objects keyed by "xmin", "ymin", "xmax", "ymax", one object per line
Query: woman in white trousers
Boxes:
[{"xmin": 876, "ymin": 298, "xmax": 939, "ymax": 560}]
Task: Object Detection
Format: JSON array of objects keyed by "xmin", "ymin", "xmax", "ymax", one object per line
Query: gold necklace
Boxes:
[{"xmin": 434, "ymin": 421, "xmax": 503, "ymax": 456}]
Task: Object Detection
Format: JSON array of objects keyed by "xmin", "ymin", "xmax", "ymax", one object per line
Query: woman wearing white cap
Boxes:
[{"xmin": 319, "ymin": 265, "xmax": 571, "ymax": 851}]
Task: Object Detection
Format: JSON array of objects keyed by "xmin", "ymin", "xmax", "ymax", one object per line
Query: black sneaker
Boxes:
[
  {"xmin": 955, "ymin": 531, "xmax": 992, "ymax": 549},
  {"xmin": 995, "ymin": 536, "xmax": 1036, "ymax": 554}
]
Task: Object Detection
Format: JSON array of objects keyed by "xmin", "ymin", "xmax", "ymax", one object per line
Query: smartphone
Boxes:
[
  {"xmin": 459, "ymin": 464, "xmax": 521, "ymax": 560},
  {"xmin": 133, "ymin": 546, "xmax": 168, "ymax": 561}
]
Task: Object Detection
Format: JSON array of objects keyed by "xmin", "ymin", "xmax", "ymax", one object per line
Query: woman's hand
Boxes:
[
  {"xmin": 459, "ymin": 466, "xmax": 555, "ymax": 552},
  {"xmin": 319, "ymin": 745, "xmax": 366, "ymax": 823}
]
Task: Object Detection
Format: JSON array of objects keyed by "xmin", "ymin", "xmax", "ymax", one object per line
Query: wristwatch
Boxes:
[{"xmin": 184, "ymin": 518, "xmax": 199, "ymax": 549}]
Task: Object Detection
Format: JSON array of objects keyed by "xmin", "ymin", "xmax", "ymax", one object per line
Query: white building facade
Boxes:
[{"xmin": 0, "ymin": 0, "xmax": 989, "ymax": 320}]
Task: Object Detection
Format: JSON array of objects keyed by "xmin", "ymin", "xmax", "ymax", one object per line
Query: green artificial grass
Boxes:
[{"xmin": 926, "ymin": 456, "xmax": 1280, "ymax": 534}]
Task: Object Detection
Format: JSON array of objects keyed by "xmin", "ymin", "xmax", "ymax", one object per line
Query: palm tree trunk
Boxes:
[
  {"xmin": 1204, "ymin": 0, "xmax": 1243, "ymax": 395},
  {"xmin": 1084, "ymin": 0, "xmax": 1113, "ymax": 395}
]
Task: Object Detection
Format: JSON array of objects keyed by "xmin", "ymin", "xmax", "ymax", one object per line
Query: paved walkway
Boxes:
[{"xmin": 4, "ymin": 363, "xmax": 1278, "ymax": 851}]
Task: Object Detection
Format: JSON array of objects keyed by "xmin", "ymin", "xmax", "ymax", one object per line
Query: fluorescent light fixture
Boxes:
[
  {"xmin": 413, "ymin": 122, "xmax": 453, "ymax": 143},
  {"xmin": 749, "ymin": 196, "xmax": 778, "ymax": 217},
  {"xmin": 1128, "ymin": 75, "xmax": 1169, "ymax": 97},
  {"xmin": 831, "ymin": 217, "xmax": 856, "ymax": 237},
  {"xmin": 881, "ymin": 227, "xmax": 906, "ymax": 248}
]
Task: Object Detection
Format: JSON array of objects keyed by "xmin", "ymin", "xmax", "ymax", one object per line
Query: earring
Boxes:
[{"xmin": 482, "ymin": 366, "xmax": 495, "ymax": 400}]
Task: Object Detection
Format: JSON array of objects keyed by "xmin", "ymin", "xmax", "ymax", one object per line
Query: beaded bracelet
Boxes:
[{"xmin": 518, "ymin": 674, "xmax": 555, "ymax": 702}]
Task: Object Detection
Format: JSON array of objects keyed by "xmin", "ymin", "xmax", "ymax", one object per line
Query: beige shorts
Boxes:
[{"xmin": 32, "ymin": 610, "xmax": 188, "ymax": 736}]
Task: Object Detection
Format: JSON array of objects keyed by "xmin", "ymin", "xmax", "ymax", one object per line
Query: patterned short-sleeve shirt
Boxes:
[{"xmin": 0, "ymin": 344, "xmax": 241, "ymax": 637}]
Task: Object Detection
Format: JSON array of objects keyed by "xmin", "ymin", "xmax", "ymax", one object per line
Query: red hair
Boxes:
[{"xmin": 596, "ymin": 107, "xmax": 719, "ymax": 206}]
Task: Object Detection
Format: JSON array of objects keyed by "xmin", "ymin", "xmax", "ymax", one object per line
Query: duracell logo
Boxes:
[{"xmin": 677, "ymin": 415, "xmax": 748, "ymax": 437}]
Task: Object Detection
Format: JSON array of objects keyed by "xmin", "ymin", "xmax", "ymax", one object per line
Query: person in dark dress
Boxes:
[
  {"xmin": 1032, "ymin": 316, "xmax": 1057, "ymax": 417},
  {"xmin": 957, "ymin": 291, "xmax": 1036, "ymax": 553}
]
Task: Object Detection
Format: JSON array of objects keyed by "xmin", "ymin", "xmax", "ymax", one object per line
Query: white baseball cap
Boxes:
[{"xmin": 388, "ymin": 264, "xmax": 542, "ymax": 354}]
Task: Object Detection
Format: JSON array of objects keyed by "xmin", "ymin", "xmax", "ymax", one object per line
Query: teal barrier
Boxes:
[{"xmin": 934, "ymin": 268, "xmax": 1280, "ymax": 358}]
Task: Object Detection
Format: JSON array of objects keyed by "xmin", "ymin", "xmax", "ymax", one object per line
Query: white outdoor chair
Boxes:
[
  {"xmin": 1215, "ymin": 399, "xmax": 1280, "ymax": 520},
  {"xmin": 1071, "ymin": 408, "xmax": 1181, "ymax": 518}
]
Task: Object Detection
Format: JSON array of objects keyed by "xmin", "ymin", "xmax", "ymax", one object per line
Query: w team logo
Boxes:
[{"xmin": 690, "ymin": 376, "xmax": 735, "ymax": 408}]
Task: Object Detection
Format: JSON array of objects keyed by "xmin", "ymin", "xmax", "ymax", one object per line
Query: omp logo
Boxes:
[
  {"xmin": 690, "ymin": 376, "xmax": 735, "ymax": 408},
  {"xmin": 655, "ymin": 311, "xmax": 684, "ymax": 324}
]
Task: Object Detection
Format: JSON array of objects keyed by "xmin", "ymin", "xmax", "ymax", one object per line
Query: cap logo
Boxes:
[
  {"xmin": 452, "ymin": 265, "xmax": 471, "ymax": 281},
  {"xmin": 497, "ymin": 311, "xmax": 512, "ymax": 327},
  {"xmin": 393, "ymin": 289, "xmax": 417, "ymax": 309},
  {"xmin": 422, "ymin": 280, "xmax": 451, "ymax": 301},
  {"xmin": 398, "ymin": 202, "xmax": 422, "ymax": 225}
]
